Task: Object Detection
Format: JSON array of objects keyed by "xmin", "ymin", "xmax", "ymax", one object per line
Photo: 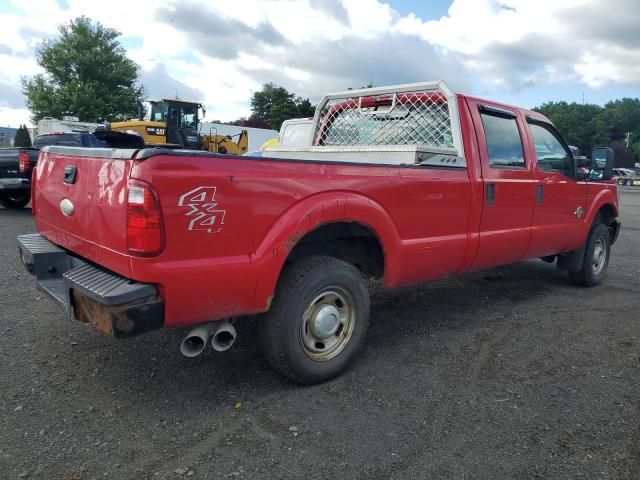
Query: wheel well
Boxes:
[
  {"xmin": 595, "ymin": 204, "xmax": 616, "ymax": 227},
  {"xmin": 285, "ymin": 222, "xmax": 385, "ymax": 279},
  {"xmin": 594, "ymin": 204, "xmax": 619, "ymax": 245}
]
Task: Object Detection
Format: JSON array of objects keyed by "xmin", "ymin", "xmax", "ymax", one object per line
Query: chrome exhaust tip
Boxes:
[
  {"xmin": 180, "ymin": 324, "xmax": 215, "ymax": 358},
  {"xmin": 211, "ymin": 321, "xmax": 236, "ymax": 352}
]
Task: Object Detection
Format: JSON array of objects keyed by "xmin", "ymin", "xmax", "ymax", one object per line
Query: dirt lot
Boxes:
[{"xmin": 1, "ymin": 190, "xmax": 639, "ymax": 480}]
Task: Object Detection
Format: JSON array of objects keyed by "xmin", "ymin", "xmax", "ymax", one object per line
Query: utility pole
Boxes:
[{"xmin": 626, "ymin": 132, "xmax": 632, "ymax": 148}]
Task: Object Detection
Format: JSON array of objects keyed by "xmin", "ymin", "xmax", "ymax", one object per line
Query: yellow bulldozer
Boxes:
[{"xmin": 108, "ymin": 99, "xmax": 248, "ymax": 154}]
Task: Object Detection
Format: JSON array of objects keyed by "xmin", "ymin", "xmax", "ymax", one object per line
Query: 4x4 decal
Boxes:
[{"xmin": 178, "ymin": 186, "xmax": 226, "ymax": 233}]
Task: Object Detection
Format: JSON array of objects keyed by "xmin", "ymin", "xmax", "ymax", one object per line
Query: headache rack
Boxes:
[{"xmin": 265, "ymin": 80, "xmax": 465, "ymax": 166}]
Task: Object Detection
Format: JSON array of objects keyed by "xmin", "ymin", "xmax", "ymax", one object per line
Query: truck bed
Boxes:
[{"xmin": 33, "ymin": 146, "xmax": 474, "ymax": 327}]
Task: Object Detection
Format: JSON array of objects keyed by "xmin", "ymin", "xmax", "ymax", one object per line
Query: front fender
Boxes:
[
  {"xmin": 250, "ymin": 191, "xmax": 402, "ymax": 308},
  {"xmin": 584, "ymin": 187, "xmax": 619, "ymax": 225}
]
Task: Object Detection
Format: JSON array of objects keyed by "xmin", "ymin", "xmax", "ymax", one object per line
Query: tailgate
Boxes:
[
  {"xmin": 0, "ymin": 148, "xmax": 27, "ymax": 179},
  {"xmin": 33, "ymin": 146, "xmax": 140, "ymax": 277}
]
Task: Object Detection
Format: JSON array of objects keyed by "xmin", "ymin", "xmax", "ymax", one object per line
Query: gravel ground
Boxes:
[{"xmin": 1, "ymin": 189, "xmax": 639, "ymax": 480}]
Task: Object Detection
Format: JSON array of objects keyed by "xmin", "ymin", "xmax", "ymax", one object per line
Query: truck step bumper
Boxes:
[{"xmin": 17, "ymin": 233, "xmax": 164, "ymax": 337}]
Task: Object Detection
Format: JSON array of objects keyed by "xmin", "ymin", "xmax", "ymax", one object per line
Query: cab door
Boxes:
[
  {"xmin": 466, "ymin": 100, "xmax": 537, "ymax": 270},
  {"xmin": 166, "ymin": 104, "xmax": 181, "ymax": 146},
  {"xmin": 523, "ymin": 119, "xmax": 588, "ymax": 257}
]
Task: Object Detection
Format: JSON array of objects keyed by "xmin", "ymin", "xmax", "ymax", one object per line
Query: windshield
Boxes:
[{"xmin": 150, "ymin": 103, "xmax": 168, "ymax": 122}]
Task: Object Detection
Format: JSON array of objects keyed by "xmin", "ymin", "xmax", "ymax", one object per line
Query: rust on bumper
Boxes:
[
  {"xmin": 72, "ymin": 290, "xmax": 164, "ymax": 338},
  {"xmin": 18, "ymin": 233, "xmax": 164, "ymax": 338}
]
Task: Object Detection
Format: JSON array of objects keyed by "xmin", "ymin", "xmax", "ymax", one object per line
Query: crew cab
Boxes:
[
  {"xmin": 17, "ymin": 81, "xmax": 620, "ymax": 384},
  {"xmin": 0, "ymin": 132, "xmax": 104, "ymax": 209}
]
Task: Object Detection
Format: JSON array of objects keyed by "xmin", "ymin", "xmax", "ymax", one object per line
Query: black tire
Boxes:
[
  {"xmin": 0, "ymin": 191, "xmax": 30, "ymax": 209},
  {"xmin": 259, "ymin": 256, "xmax": 370, "ymax": 385},
  {"xmin": 569, "ymin": 223, "xmax": 611, "ymax": 287},
  {"xmin": 617, "ymin": 179, "xmax": 625, "ymax": 185},
  {"xmin": 627, "ymin": 179, "xmax": 633, "ymax": 186}
]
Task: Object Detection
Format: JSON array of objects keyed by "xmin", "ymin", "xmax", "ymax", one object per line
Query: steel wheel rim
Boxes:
[
  {"xmin": 592, "ymin": 238, "xmax": 606, "ymax": 275},
  {"xmin": 300, "ymin": 287, "xmax": 356, "ymax": 362}
]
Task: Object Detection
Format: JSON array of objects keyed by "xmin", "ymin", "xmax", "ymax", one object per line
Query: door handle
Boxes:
[
  {"xmin": 536, "ymin": 184, "xmax": 544, "ymax": 203},
  {"xmin": 63, "ymin": 165, "xmax": 77, "ymax": 185},
  {"xmin": 486, "ymin": 183, "xmax": 496, "ymax": 206}
]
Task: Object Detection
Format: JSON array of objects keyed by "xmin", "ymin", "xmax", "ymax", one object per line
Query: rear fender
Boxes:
[{"xmin": 250, "ymin": 191, "xmax": 401, "ymax": 308}]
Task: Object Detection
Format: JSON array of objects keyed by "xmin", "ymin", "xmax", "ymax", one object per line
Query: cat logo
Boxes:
[
  {"xmin": 145, "ymin": 127, "xmax": 166, "ymax": 136},
  {"xmin": 178, "ymin": 186, "xmax": 226, "ymax": 233}
]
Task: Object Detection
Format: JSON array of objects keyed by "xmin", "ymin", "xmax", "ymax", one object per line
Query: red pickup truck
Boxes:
[{"xmin": 18, "ymin": 81, "xmax": 620, "ymax": 384}]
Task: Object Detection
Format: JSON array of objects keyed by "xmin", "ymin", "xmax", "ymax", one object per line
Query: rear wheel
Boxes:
[
  {"xmin": 0, "ymin": 191, "xmax": 30, "ymax": 209},
  {"xmin": 259, "ymin": 256, "xmax": 369, "ymax": 385},
  {"xmin": 569, "ymin": 223, "xmax": 611, "ymax": 287},
  {"xmin": 617, "ymin": 179, "xmax": 625, "ymax": 185}
]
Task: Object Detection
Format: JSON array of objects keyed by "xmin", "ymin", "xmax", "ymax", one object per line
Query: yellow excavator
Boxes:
[{"xmin": 108, "ymin": 99, "xmax": 248, "ymax": 154}]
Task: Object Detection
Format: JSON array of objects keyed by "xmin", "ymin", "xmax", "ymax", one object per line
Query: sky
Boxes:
[{"xmin": 0, "ymin": 0, "xmax": 638, "ymax": 127}]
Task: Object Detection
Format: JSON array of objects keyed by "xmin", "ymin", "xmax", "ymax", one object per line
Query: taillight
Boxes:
[
  {"xmin": 18, "ymin": 151, "xmax": 29, "ymax": 173},
  {"xmin": 30, "ymin": 168, "xmax": 37, "ymax": 215},
  {"xmin": 127, "ymin": 181, "xmax": 164, "ymax": 255}
]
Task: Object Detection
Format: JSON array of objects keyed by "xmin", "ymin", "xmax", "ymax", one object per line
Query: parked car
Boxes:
[
  {"xmin": 0, "ymin": 132, "xmax": 104, "ymax": 209},
  {"xmin": 249, "ymin": 118, "xmax": 314, "ymax": 155},
  {"xmin": 17, "ymin": 81, "xmax": 620, "ymax": 384},
  {"xmin": 613, "ymin": 168, "xmax": 640, "ymax": 186}
]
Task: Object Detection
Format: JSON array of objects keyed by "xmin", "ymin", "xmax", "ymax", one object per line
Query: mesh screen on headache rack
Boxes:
[{"xmin": 314, "ymin": 90, "xmax": 454, "ymax": 150}]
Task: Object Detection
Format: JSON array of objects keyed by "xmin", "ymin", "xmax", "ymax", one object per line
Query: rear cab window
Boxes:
[
  {"xmin": 34, "ymin": 134, "xmax": 82, "ymax": 148},
  {"xmin": 34, "ymin": 133, "xmax": 102, "ymax": 149}
]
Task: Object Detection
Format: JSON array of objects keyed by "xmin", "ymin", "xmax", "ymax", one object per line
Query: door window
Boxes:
[
  {"xmin": 179, "ymin": 105, "xmax": 197, "ymax": 129},
  {"xmin": 480, "ymin": 113, "xmax": 525, "ymax": 168},
  {"xmin": 528, "ymin": 123, "xmax": 573, "ymax": 177}
]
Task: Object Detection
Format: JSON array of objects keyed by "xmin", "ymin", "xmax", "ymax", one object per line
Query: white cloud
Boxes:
[
  {"xmin": 0, "ymin": 0, "xmax": 638, "ymax": 127},
  {"xmin": 398, "ymin": 0, "xmax": 640, "ymax": 89}
]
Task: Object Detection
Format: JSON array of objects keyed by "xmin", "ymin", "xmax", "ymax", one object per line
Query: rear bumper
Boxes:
[
  {"xmin": 17, "ymin": 233, "xmax": 164, "ymax": 337},
  {"xmin": 0, "ymin": 177, "xmax": 29, "ymax": 190}
]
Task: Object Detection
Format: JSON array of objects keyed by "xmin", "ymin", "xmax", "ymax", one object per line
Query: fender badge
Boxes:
[
  {"xmin": 60, "ymin": 198, "xmax": 75, "ymax": 217},
  {"xmin": 575, "ymin": 206, "xmax": 584, "ymax": 219}
]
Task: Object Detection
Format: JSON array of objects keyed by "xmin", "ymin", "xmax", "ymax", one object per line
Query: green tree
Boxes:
[
  {"xmin": 250, "ymin": 83, "xmax": 315, "ymax": 130},
  {"xmin": 535, "ymin": 97, "xmax": 640, "ymax": 167},
  {"xmin": 21, "ymin": 16, "xmax": 144, "ymax": 123},
  {"xmin": 13, "ymin": 124, "xmax": 32, "ymax": 147},
  {"xmin": 535, "ymin": 98, "xmax": 640, "ymax": 155},
  {"xmin": 533, "ymin": 101, "xmax": 604, "ymax": 155}
]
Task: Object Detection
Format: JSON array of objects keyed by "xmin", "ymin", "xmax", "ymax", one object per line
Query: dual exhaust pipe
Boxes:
[{"xmin": 180, "ymin": 320, "xmax": 237, "ymax": 358}]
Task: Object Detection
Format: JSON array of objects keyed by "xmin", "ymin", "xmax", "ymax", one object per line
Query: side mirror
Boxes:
[{"xmin": 591, "ymin": 147, "xmax": 614, "ymax": 181}]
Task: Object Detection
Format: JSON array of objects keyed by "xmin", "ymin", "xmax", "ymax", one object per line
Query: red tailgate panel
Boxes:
[{"xmin": 34, "ymin": 150, "xmax": 134, "ymax": 278}]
